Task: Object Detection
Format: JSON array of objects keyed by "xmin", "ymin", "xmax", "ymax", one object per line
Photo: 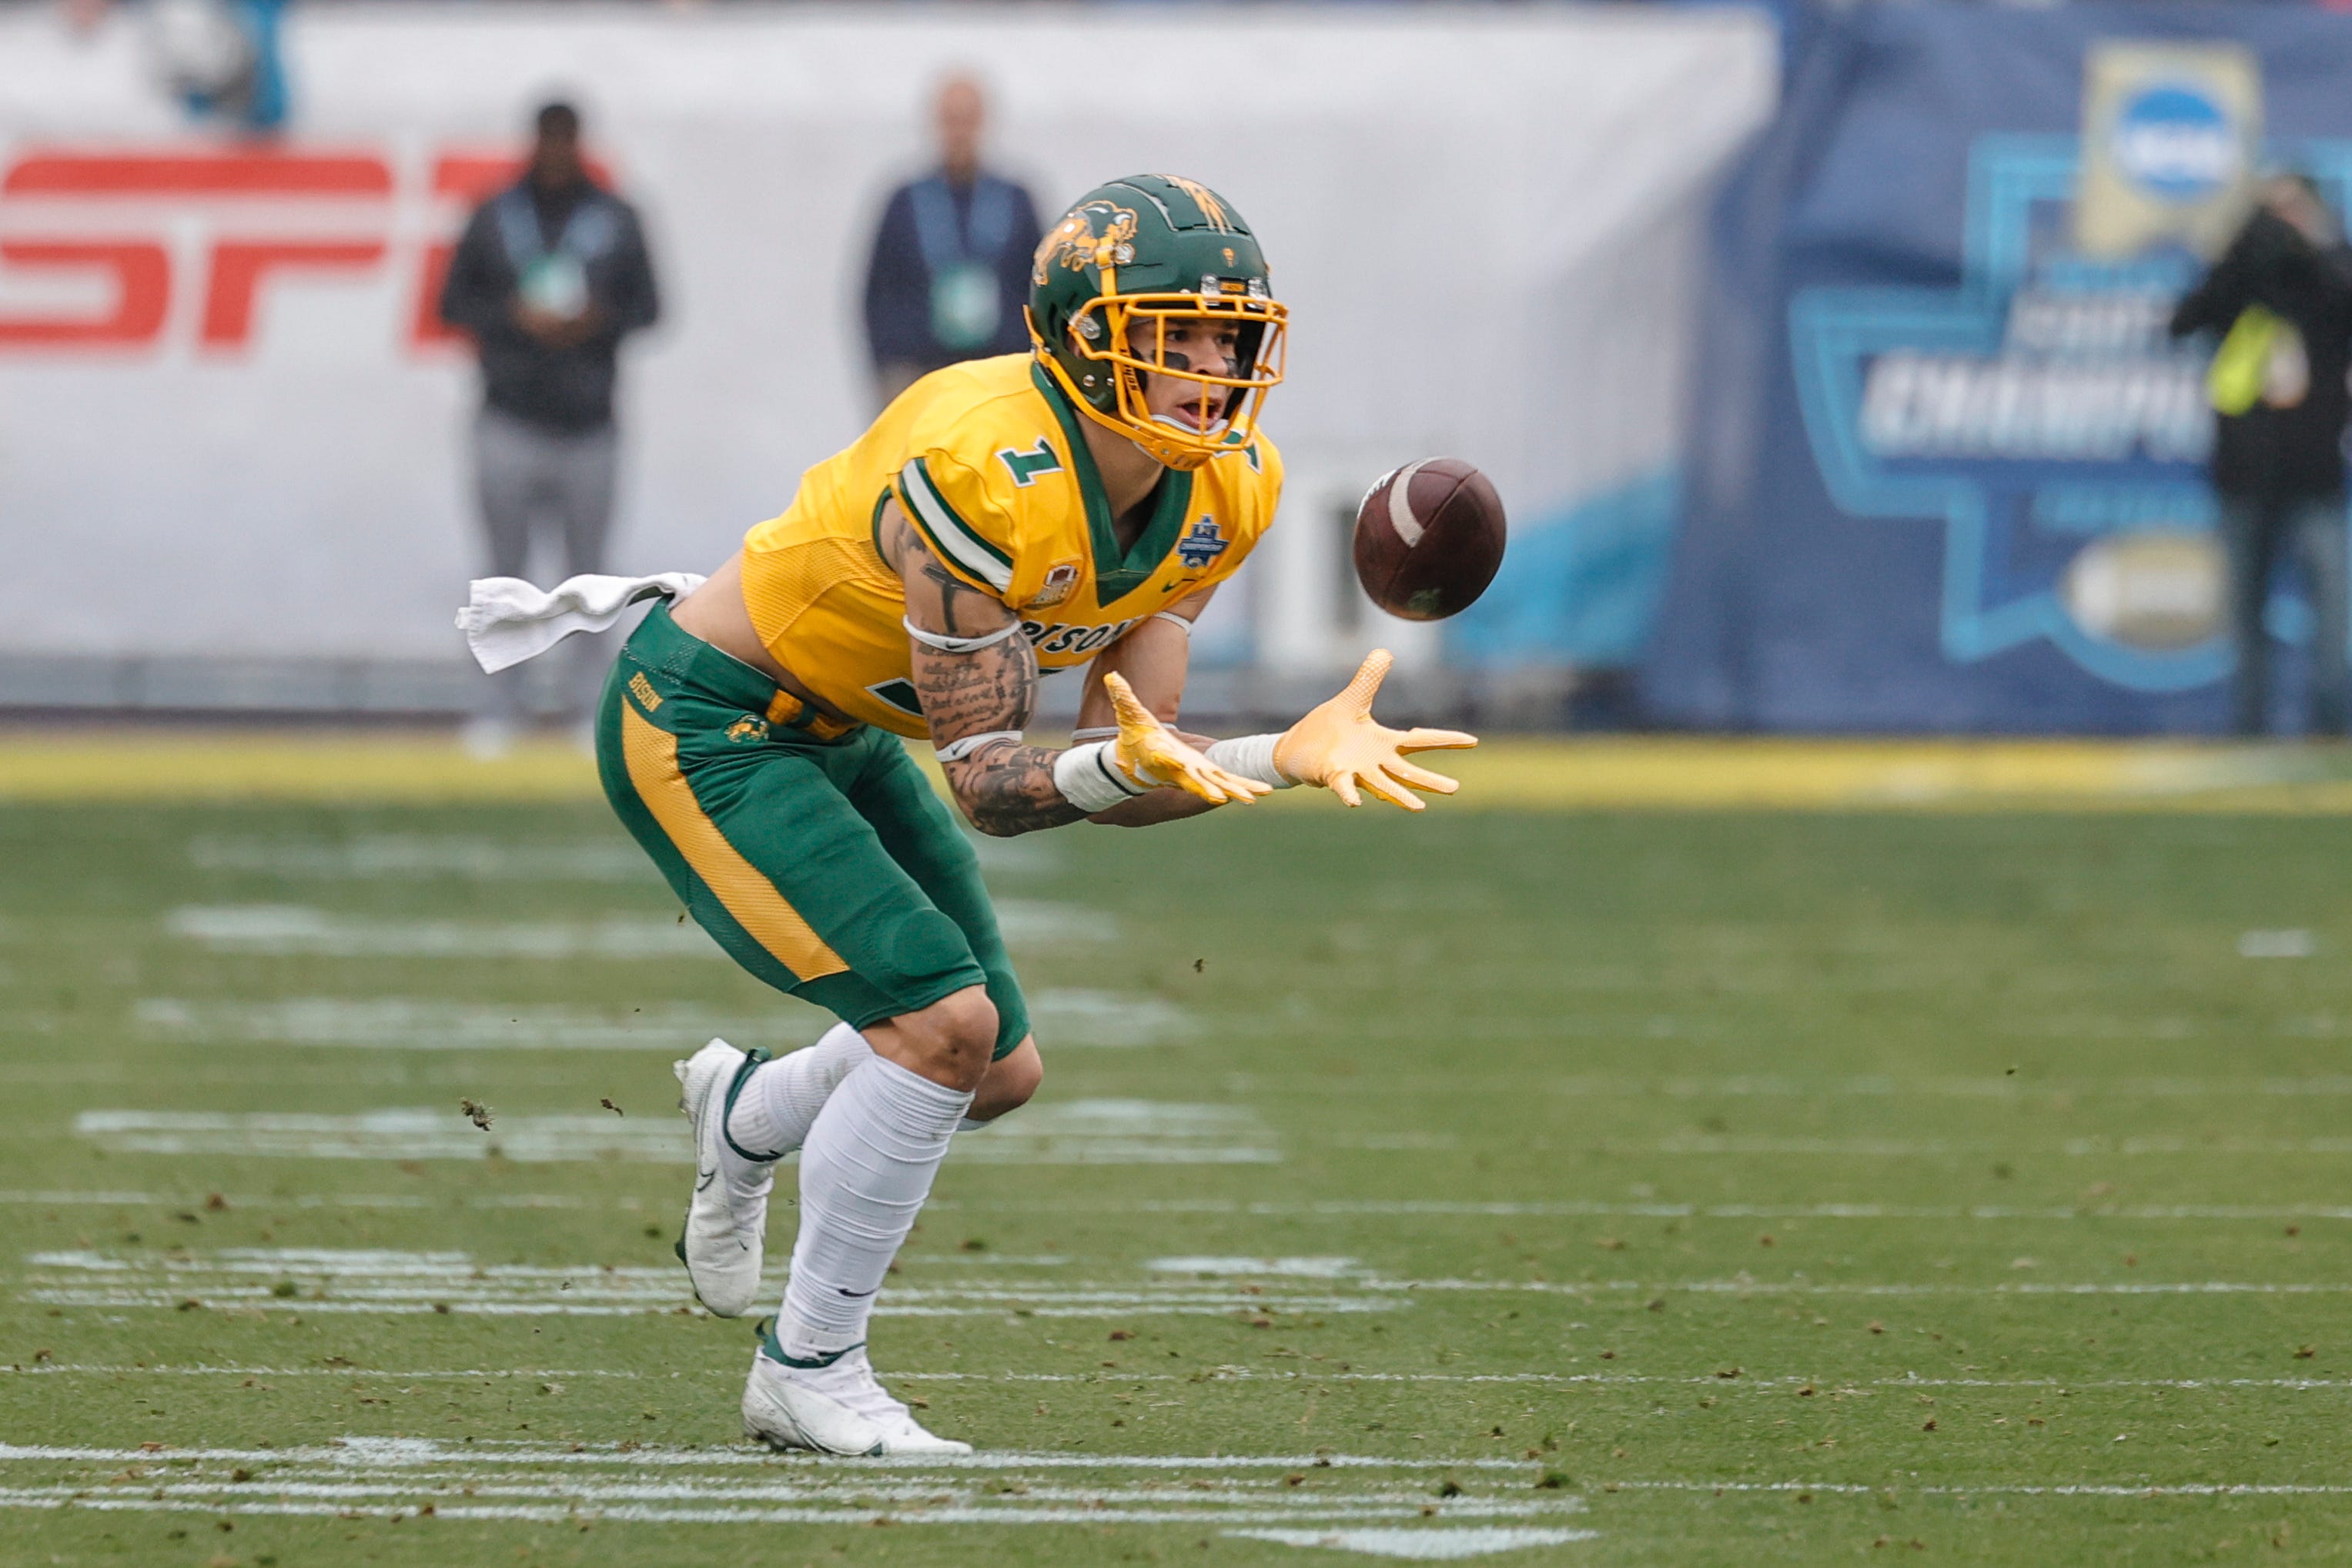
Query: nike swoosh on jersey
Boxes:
[{"xmin": 695, "ymin": 1169, "xmax": 717, "ymax": 1192}]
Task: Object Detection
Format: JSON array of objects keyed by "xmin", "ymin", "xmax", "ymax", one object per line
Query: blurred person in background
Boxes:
[
  {"xmin": 440, "ymin": 101, "xmax": 661, "ymax": 754},
  {"xmin": 859, "ymin": 75, "xmax": 1043, "ymax": 410},
  {"xmin": 2172, "ymin": 172, "xmax": 2352, "ymax": 738}
]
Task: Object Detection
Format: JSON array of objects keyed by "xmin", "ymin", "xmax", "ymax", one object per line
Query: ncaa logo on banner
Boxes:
[
  {"xmin": 2110, "ymin": 85, "xmax": 2236, "ymax": 202},
  {"xmin": 2076, "ymin": 42, "xmax": 2260, "ymax": 260},
  {"xmin": 1785, "ymin": 43, "xmax": 2352, "ymax": 694}
]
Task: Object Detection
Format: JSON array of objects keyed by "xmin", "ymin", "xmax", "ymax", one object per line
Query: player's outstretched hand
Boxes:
[
  {"xmin": 1102, "ymin": 673, "xmax": 1273, "ymax": 806},
  {"xmin": 1273, "ymin": 650, "xmax": 1478, "ymax": 810}
]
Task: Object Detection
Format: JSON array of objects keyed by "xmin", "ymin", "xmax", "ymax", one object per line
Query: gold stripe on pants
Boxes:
[{"xmin": 621, "ymin": 703, "xmax": 849, "ymax": 980}]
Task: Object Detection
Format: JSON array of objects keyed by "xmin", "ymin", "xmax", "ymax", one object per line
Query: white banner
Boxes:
[{"xmin": 0, "ymin": 3, "xmax": 1773, "ymax": 704}]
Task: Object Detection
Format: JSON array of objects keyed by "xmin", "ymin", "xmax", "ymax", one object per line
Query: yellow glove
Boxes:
[
  {"xmin": 1103, "ymin": 672, "xmax": 1271, "ymax": 806},
  {"xmin": 1273, "ymin": 650, "xmax": 1478, "ymax": 810}
]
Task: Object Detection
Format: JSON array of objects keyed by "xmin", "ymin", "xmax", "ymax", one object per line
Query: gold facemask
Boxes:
[{"xmin": 1032, "ymin": 283, "xmax": 1287, "ymax": 471}]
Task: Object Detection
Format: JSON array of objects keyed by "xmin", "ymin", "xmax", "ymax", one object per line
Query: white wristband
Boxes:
[
  {"xmin": 935, "ymin": 729, "xmax": 1022, "ymax": 764},
  {"xmin": 904, "ymin": 616, "xmax": 1022, "ymax": 654},
  {"xmin": 1203, "ymin": 733, "xmax": 1294, "ymax": 789},
  {"xmin": 1052, "ymin": 741, "xmax": 1147, "ymax": 812}
]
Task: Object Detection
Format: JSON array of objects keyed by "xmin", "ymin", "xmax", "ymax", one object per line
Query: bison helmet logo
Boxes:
[{"xmin": 1032, "ymin": 202, "xmax": 1140, "ymax": 286}]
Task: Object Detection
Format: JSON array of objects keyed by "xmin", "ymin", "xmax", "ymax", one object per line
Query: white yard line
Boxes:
[
  {"xmin": 4, "ymin": 1363, "xmax": 2352, "ymax": 1401},
  {"xmin": 187, "ymin": 836, "xmax": 654, "ymax": 882},
  {"xmin": 69, "ymin": 1098, "xmax": 1271, "ymax": 1165},
  {"xmin": 163, "ymin": 901, "xmax": 1109, "ymax": 959},
  {"xmin": 189, "ymin": 831, "xmax": 1061, "ymax": 880},
  {"xmin": 1588, "ymin": 1136, "xmax": 2352, "ymax": 1157},
  {"xmin": 1027, "ymin": 989, "xmax": 1196, "ymax": 1047},
  {"xmin": 0, "ymin": 1438, "xmax": 1537, "ymax": 1470},
  {"xmin": 962, "ymin": 1197, "xmax": 2352, "ymax": 1222},
  {"xmin": 23, "ymin": 1245, "xmax": 2352, "ymax": 1318},
  {"xmin": 1599, "ymin": 1480, "xmax": 2352, "ymax": 1498},
  {"xmin": 1263, "ymin": 1072, "xmax": 2352, "ymax": 1100},
  {"xmin": 1227, "ymin": 1526, "xmax": 1599, "ymax": 1558},
  {"xmin": 0, "ymin": 1438, "xmax": 1581, "ymax": 1530},
  {"xmin": 164, "ymin": 906, "xmax": 728, "ymax": 961},
  {"xmin": 15, "ymin": 1247, "xmax": 1385, "ymax": 1318},
  {"xmin": 132, "ymin": 989, "xmax": 1183, "ymax": 1051},
  {"xmin": 10, "ymin": 1365, "xmax": 2352, "ymax": 1395},
  {"xmin": 133, "ymin": 998, "xmax": 794, "ymax": 1052},
  {"xmin": 5, "ymin": 1193, "xmax": 611, "ymax": 1212},
  {"xmin": 18, "ymin": 1189, "xmax": 2352, "ymax": 1225}
]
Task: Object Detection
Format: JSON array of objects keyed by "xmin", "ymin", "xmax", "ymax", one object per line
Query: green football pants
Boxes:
[{"xmin": 594, "ymin": 601, "xmax": 1029, "ymax": 1059}]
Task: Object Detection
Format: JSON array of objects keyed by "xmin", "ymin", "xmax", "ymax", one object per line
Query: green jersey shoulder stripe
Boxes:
[{"xmin": 899, "ymin": 457, "xmax": 1014, "ymax": 594}]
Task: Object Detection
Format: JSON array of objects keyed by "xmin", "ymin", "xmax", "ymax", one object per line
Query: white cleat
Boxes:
[
  {"xmin": 742, "ymin": 1339, "xmax": 973, "ymax": 1457},
  {"xmin": 673, "ymin": 1038, "xmax": 772, "ymax": 1318}
]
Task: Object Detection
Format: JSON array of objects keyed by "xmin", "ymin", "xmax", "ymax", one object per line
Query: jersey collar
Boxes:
[{"xmin": 1030, "ymin": 362, "xmax": 1195, "ymax": 607}]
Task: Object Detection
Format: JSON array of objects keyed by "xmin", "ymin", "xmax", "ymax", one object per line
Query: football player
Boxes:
[{"xmin": 598, "ymin": 174, "xmax": 1475, "ymax": 1455}]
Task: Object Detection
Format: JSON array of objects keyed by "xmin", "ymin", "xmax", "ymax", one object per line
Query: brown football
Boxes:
[{"xmin": 1352, "ymin": 457, "xmax": 1506, "ymax": 621}]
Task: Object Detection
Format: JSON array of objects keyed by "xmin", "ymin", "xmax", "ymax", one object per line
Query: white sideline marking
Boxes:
[
  {"xmin": 1228, "ymin": 1527, "xmax": 1598, "ymax": 1559},
  {"xmin": 166, "ymin": 906, "xmax": 724, "ymax": 961},
  {"xmin": 1618, "ymin": 1135, "xmax": 2352, "ymax": 1157},
  {"xmin": 0, "ymin": 1364, "xmax": 667, "ymax": 1379},
  {"xmin": 70, "ymin": 1097, "xmax": 1270, "ymax": 1165},
  {"xmin": 28, "ymin": 1244, "xmax": 2347, "ymax": 1316},
  {"xmin": 136, "ymin": 989, "xmax": 1182, "ymax": 1051},
  {"xmin": 188, "ymin": 829, "xmax": 1056, "ymax": 883},
  {"xmin": 1149, "ymin": 1257, "xmax": 1361, "ymax": 1277},
  {"xmin": 13, "ymin": 1365, "xmax": 2352, "ymax": 1394},
  {"xmin": 907, "ymin": 1195, "xmax": 2352, "ymax": 1224},
  {"xmin": 1554, "ymin": 1072, "xmax": 2352, "ymax": 1099},
  {"xmin": 1604, "ymin": 1479, "xmax": 2352, "ymax": 1498},
  {"xmin": 135, "ymin": 998, "xmax": 788, "ymax": 1051},
  {"xmin": 188, "ymin": 835, "xmax": 653, "ymax": 882},
  {"xmin": 1195, "ymin": 1062, "xmax": 2352, "ymax": 1095},
  {"xmin": 0, "ymin": 1442, "xmax": 1536, "ymax": 1469},
  {"xmin": 948, "ymin": 1100, "xmax": 1277, "ymax": 1165},
  {"xmin": 22, "ymin": 1188, "xmax": 2352, "ymax": 1225},
  {"xmin": 1346, "ymin": 1278, "xmax": 2352, "ymax": 1299},
  {"xmin": 993, "ymin": 899, "xmax": 1117, "ymax": 944},
  {"xmin": 0, "ymin": 1190, "xmax": 586, "ymax": 1211},
  {"xmin": 17, "ymin": 1247, "xmax": 1383, "ymax": 1318},
  {"xmin": 0, "ymin": 1439, "xmax": 1579, "ymax": 1530},
  {"xmin": 75, "ymin": 1108, "xmax": 689, "ymax": 1163},
  {"xmin": 2241, "ymin": 929, "xmax": 2316, "ymax": 958},
  {"xmin": 1253, "ymin": 1199, "xmax": 2352, "ymax": 1222},
  {"xmin": 164, "ymin": 901, "xmax": 1108, "ymax": 959},
  {"xmin": 1027, "ymin": 989, "xmax": 1195, "ymax": 1046}
]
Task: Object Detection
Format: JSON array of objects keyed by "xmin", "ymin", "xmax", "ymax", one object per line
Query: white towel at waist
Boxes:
[{"xmin": 455, "ymin": 572, "xmax": 705, "ymax": 674}]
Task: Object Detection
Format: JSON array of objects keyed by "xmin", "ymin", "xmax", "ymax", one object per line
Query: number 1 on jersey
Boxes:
[{"xmin": 997, "ymin": 437, "xmax": 1066, "ymax": 488}]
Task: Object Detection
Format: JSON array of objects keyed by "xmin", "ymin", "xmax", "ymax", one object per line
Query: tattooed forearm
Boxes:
[
  {"xmin": 913, "ymin": 636, "xmax": 1084, "ymax": 836},
  {"xmin": 955, "ymin": 741, "xmax": 1089, "ymax": 837},
  {"xmin": 888, "ymin": 495, "xmax": 1090, "ymax": 834}
]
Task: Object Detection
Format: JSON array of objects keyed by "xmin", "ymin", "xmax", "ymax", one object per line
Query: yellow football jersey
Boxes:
[{"xmin": 739, "ymin": 354, "xmax": 1283, "ymax": 737}]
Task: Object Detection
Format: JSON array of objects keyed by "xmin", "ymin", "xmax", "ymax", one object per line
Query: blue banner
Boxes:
[{"xmin": 1644, "ymin": 3, "xmax": 2352, "ymax": 732}]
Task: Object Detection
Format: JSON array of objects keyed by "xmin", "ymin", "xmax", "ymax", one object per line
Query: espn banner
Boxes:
[
  {"xmin": 0, "ymin": 5, "xmax": 1772, "ymax": 710},
  {"xmin": 1648, "ymin": 2, "xmax": 2352, "ymax": 734}
]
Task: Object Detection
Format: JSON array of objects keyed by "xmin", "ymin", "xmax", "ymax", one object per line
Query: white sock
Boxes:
[
  {"xmin": 775, "ymin": 1055, "xmax": 972, "ymax": 1362},
  {"xmin": 724, "ymin": 1023, "xmax": 872, "ymax": 1161}
]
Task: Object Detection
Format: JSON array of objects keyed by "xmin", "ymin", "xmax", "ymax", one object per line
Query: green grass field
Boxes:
[{"xmin": 5, "ymin": 794, "xmax": 2352, "ymax": 1564}]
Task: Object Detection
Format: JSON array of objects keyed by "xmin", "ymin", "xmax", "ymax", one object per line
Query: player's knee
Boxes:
[
  {"xmin": 970, "ymin": 1038, "xmax": 1042, "ymax": 1122},
  {"xmin": 892, "ymin": 986, "xmax": 997, "ymax": 1091}
]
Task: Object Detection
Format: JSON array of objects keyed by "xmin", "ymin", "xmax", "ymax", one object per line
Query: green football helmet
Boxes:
[{"xmin": 1026, "ymin": 174, "xmax": 1287, "ymax": 471}]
